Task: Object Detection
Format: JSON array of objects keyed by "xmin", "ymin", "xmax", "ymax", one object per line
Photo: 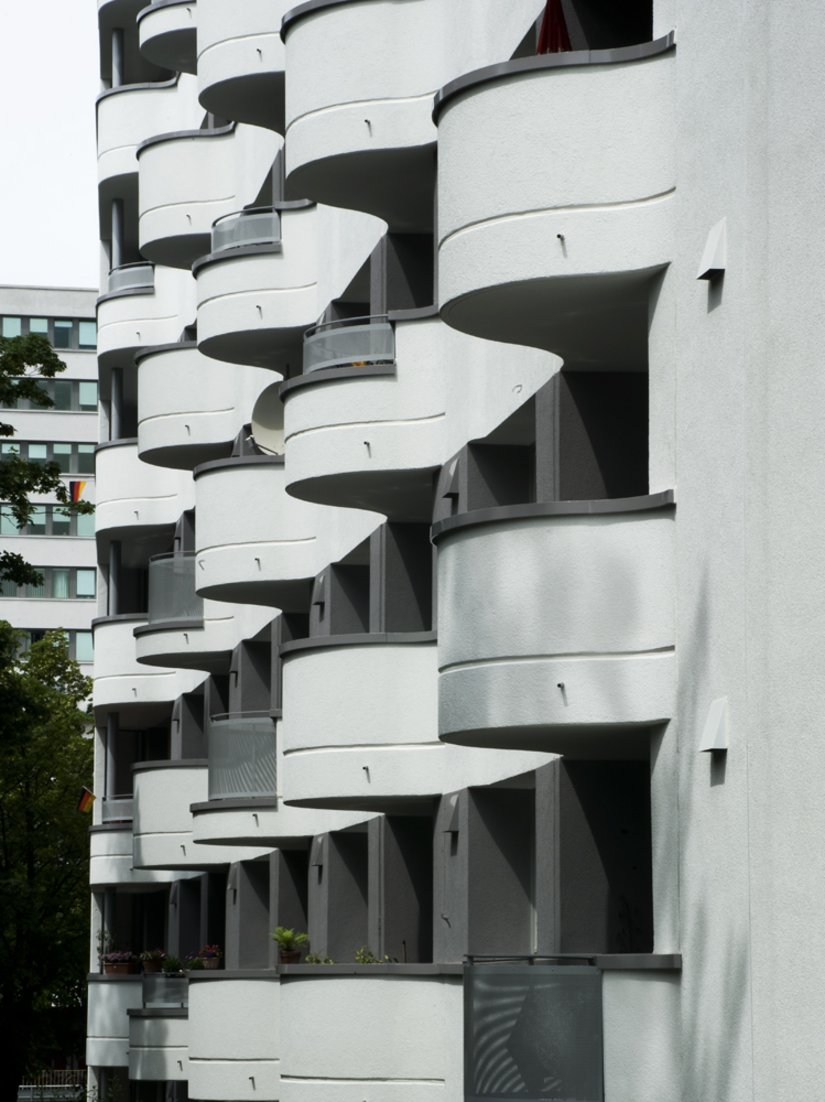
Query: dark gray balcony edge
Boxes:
[
  {"xmin": 134, "ymin": 340, "xmax": 197, "ymax": 364},
  {"xmin": 96, "ymin": 437, "xmax": 139, "ymax": 453},
  {"xmin": 280, "ymin": 363, "xmax": 396, "ymax": 399},
  {"xmin": 388, "ymin": 304, "xmax": 439, "ymax": 322},
  {"xmin": 137, "ymin": 122, "xmax": 235, "ymax": 157},
  {"xmin": 433, "ymin": 32, "xmax": 676, "ymax": 122},
  {"xmin": 133, "ymin": 618, "xmax": 205, "ymax": 637},
  {"xmin": 137, "ymin": 0, "xmax": 195, "ymax": 23},
  {"xmin": 89, "ymin": 822, "xmax": 133, "ymax": 834},
  {"xmin": 133, "ymin": 758, "xmax": 208, "ymax": 773},
  {"xmin": 280, "ymin": 630, "xmax": 436, "ymax": 657},
  {"xmin": 128, "ymin": 1008, "xmax": 188, "ymax": 1019},
  {"xmin": 431, "ymin": 490, "xmax": 675, "ymax": 543},
  {"xmin": 97, "ymin": 74, "xmax": 179, "ymax": 105},
  {"xmin": 465, "ymin": 953, "xmax": 681, "ymax": 971},
  {"xmin": 281, "ymin": 963, "xmax": 464, "ymax": 976},
  {"xmin": 97, "ymin": 286, "xmax": 154, "ymax": 307},
  {"xmin": 191, "ymin": 242, "xmax": 284, "ymax": 276},
  {"xmin": 93, "ymin": 613, "xmax": 147, "ymax": 629},
  {"xmin": 88, "ymin": 973, "xmax": 143, "ymax": 983},
  {"xmin": 193, "ymin": 454, "xmax": 285, "ymax": 480},
  {"xmin": 191, "ymin": 797, "xmax": 280, "ymax": 813}
]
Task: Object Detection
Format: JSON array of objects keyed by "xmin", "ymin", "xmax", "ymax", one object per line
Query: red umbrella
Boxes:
[{"xmin": 536, "ymin": 0, "xmax": 571, "ymax": 53}]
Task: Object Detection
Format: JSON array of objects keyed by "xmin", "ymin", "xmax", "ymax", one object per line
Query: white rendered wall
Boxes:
[
  {"xmin": 93, "ymin": 617, "xmax": 205, "ymax": 713},
  {"xmin": 129, "ymin": 1013, "xmax": 189, "ymax": 1081},
  {"xmin": 87, "ymin": 977, "xmax": 142, "ymax": 1067}
]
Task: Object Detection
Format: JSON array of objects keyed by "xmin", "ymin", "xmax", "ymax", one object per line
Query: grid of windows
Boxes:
[
  {"xmin": 0, "ymin": 379, "xmax": 98, "ymax": 412},
  {"xmin": 16, "ymin": 628, "xmax": 94, "ymax": 663},
  {"xmin": 0, "ymin": 440, "xmax": 95, "ymax": 474},
  {"xmin": 0, "ymin": 503, "xmax": 95, "ymax": 538},
  {"xmin": 0, "ymin": 567, "xmax": 96, "ymax": 600},
  {"xmin": 0, "ymin": 315, "xmax": 97, "ymax": 350}
]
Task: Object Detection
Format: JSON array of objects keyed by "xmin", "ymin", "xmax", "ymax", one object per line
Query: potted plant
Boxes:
[
  {"xmin": 185, "ymin": 953, "xmax": 205, "ymax": 971},
  {"xmin": 101, "ymin": 949, "xmax": 139, "ymax": 976},
  {"xmin": 272, "ymin": 927, "xmax": 309, "ymax": 964},
  {"xmin": 162, "ymin": 955, "xmax": 183, "ymax": 976},
  {"xmin": 197, "ymin": 944, "xmax": 222, "ymax": 970},
  {"xmin": 140, "ymin": 949, "xmax": 166, "ymax": 974}
]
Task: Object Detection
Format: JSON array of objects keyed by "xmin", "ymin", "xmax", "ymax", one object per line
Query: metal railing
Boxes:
[
  {"xmin": 107, "ymin": 262, "xmax": 154, "ymax": 294},
  {"xmin": 464, "ymin": 961, "xmax": 603, "ymax": 1101},
  {"xmin": 143, "ymin": 973, "xmax": 188, "ymax": 1008},
  {"xmin": 101, "ymin": 795, "xmax": 134, "ymax": 822},
  {"xmin": 302, "ymin": 314, "xmax": 395, "ymax": 374},
  {"xmin": 147, "ymin": 552, "xmax": 203, "ymax": 624},
  {"xmin": 207, "ymin": 711, "xmax": 276, "ymax": 800},
  {"xmin": 211, "ymin": 206, "xmax": 281, "ymax": 253}
]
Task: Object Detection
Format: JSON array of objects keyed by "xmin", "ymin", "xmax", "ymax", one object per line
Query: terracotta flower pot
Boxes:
[
  {"xmin": 142, "ymin": 959, "xmax": 163, "ymax": 973},
  {"xmin": 279, "ymin": 950, "xmax": 301, "ymax": 965},
  {"xmin": 203, "ymin": 957, "xmax": 221, "ymax": 970},
  {"xmin": 104, "ymin": 962, "xmax": 136, "ymax": 975}
]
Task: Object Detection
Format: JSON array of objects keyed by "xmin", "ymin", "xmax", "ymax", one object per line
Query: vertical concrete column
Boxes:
[
  {"xmin": 110, "ymin": 367, "xmax": 123, "ymax": 441},
  {"xmin": 107, "ymin": 541, "xmax": 121, "ymax": 615},
  {"xmin": 105, "ymin": 713, "xmax": 120, "ymax": 800},
  {"xmin": 111, "ymin": 29, "xmax": 125, "ymax": 88},
  {"xmin": 110, "ymin": 198, "xmax": 124, "ymax": 272}
]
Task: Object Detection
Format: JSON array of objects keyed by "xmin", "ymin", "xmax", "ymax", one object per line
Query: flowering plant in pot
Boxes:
[
  {"xmin": 197, "ymin": 944, "xmax": 222, "ymax": 970},
  {"xmin": 272, "ymin": 927, "xmax": 309, "ymax": 964},
  {"xmin": 101, "ymin": 949, "xmax": 139, "ymax": 975},
  {"xmin": 140, "ymin": 949, "xmax": 166, "ymax": 974}
]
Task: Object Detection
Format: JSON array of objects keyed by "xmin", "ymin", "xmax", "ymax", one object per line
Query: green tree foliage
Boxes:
[
  {"xmin": 0, "ymin": 625, "xmax": 93, "ymax": 1101},
  {"xmin": 0, "ymin": 334, "xmax": 95, "ymax": 587}
]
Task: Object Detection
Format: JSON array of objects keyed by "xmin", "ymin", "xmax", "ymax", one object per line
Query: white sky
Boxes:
[{"xmin": 0, "ymin": 2, "xmax": 100, "ymax": 289}]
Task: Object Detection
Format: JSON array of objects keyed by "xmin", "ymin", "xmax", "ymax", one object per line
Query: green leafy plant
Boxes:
[
  {"xmin": 304, "ymin": 953, "xmax": 335, "ymax": 965},
  {"xmin": 271, "ymin": 927, "xmax": 309, "ymax": 952},
  {"xmin": 161, "ymin": 956, "xmax": 183, "ymax": 975},
  {"xmin": 354, "ymin": 946, "xmax": 392, "ymax": 964},
  {"xmin": 140, "ymin": 948, "xmax": 166, "ymax": 962},
  {"xmin": 186, "ymin": 955, "xmax": 205, "ymax": 971}
]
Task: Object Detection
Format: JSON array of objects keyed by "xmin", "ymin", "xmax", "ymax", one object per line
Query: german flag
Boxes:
[
  {"xmin": 69, "ymin": 481, "xmax": 87, "ymax": 503},
  {"xmin": 77, "ymin": 787, "xmax": 96, "ymax": 813}
]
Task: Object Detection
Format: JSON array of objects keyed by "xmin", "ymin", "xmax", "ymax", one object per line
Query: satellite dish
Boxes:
[{"xmin": 250, "ymin": 381, "xmax": 285, "ymax": 456}]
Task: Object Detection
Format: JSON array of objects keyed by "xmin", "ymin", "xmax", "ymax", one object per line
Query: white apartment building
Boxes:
[
  {"xmin": 0, "ymin": 285, "xmax": 98, "ymax": 671},
  {"xmin": 87, "ymin": 2, "xmax": 825, "ymax": 1101}
]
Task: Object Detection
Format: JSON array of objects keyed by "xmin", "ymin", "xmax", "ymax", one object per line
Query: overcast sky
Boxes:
[{"xmin": 0, "ymin": 3, "xmax": 100, "ymax": 289}]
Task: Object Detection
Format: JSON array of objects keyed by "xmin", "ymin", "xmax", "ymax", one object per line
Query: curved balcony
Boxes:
[
  {"xmin": 198, "ymin": 0, "xmax": 289, "ymax": 131},
  {"xmin": 137, "ymin": 343, "xmax": 272, "ymax": 470},
  {"xmin": 90, "ymin": 823, "xmax": 183, "ymax": 888},
  {"xmin": 194, "ymin": 202, "xmax": 383, "ymax": 369},
  {"xmin": 435, "ymin": 37, "xmax": 676, "ymax": 362},
  {"xmin": 138, "ymin": 0, "xmax": 198, "ymax": 74},
  {"xmin": 192, "ymin": 713, "xmax": 369, "ymax": 846},
  {"xmin": 132, "ymin": 759, "xmax": 271, "ymax": 869},
  {"xmin": 281, "ymin": 0, "xmax": 446, "ymax": 230},
  {"xmin": 129, "ymin": 1007, "xmax": 189, "ymax": 1080},
  {"xmin": 280, "ymin": 635, "xmax": 549, "ymax": 811},
  {"xmin": 188, "ymin": 973, "xmax": 279, "ymax": 1099},
  {"xmin": 282, "ymin": 311, "xmax": 446, "ymax": 518},
  {"xmin": 92, "ymin": 614, "xmax": 205, "ymax": 720},
  {"xmin": 137, "ymin": 123, "xmax": 280, "ymax": 268},
  {"xmin": 97, "ymin": 73, "xmax": 200, "ymax": 206},
  {"xmin": 433, "ymin": 494, "xmax": 676, "ymax": 756},
  {"xmin": 134, "ymin": 558, "xmax": 273, "ymax": 672},
  {"xmin": 278, "ymin": 969, "xmax": 462, "ymax": 1102},
  {"xmin": 87, "ymin": 974, "xmax": 143, "ymax": 1067},
  {"xmin": 97, "ymin": 263, "xmax": 196, "ymax": 373},
  {"xmin": 193, "ymin": 454, "xmax": 378, "ymax": 610},
  {"xmin": 95, "ymin": 439, "xmax": 194, "ymax": 541}
]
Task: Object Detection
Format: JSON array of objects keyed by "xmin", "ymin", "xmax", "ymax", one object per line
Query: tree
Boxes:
[
  {"xmin": 0, "ymin": 334, "xmax": 95, "ymax": 587},
  {"xmin": 0, "ymin": 625, "xmax": 93, "ymax": 1102}
]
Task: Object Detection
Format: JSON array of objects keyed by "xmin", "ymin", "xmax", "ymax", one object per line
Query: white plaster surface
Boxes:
[
  {"xmin": 188, "ymin": 976, "xmax": 280, "ymax": 1100},
  {"xmin": 95, "ymin": 439, "xmax": 195, "ymax": 537},
  {"xmin": 93, "ymin": 617, "xmax": 205, "ymax": 712},
  {"xmin": 602, "ymin": 972, "xmax": 681, "ymax": 1102},
  {"xmin": 129, "ymin": 1013, "xmax": 189, "ymax": 1080},
  {"xmin": 97, "ymin": 264, "xmax": 198, "ymax": 371},
  {"xmin": 138, "ymin": 1, "xmax": 197, "ymax": 73},
  {"xmin": 87, "ymin": 979, "xmax": 142, "ymax": 1067}
]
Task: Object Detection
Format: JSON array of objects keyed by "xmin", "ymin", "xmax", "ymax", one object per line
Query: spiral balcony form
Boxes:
[
  {"xmin": 95, "ymin": 439, "xmax": 195, "ymax": 542},
  {"xmin": 198, "ymin": 0, "xmax": 290, "ymax": 131},
  {"xmin": 132, "ymin": 760, "xmax": 272, "ymax": 869},
  {"xmin": 97, "ymin": 263, "xmax": 196, "ymax": 374},
  {"xmin": 433, "ymin": 494, "xmax": 676, "ymax": 756},
  {"xmin": 137, "ymin": 343, "xmax": 273, "ymax": 470},
  {"xmin": 435, "ymin": 37, "xmax": 676, "ymax": 363},
  {"xmin": 97, "ymin": 74, "xmax": 200, "ymax": 210},
  {"xmin": 90, "ymin": 824, "xmax": 183, "ymax": 888},
  {"xmin": 87, "ymin": 975, "xmax": 143, "ymax": 1068},
  {"xmin": 188, "ymin": 973, "xmax": 279, "ymax": 1100},
  {"xmin": 194, "ymin": 202, "xmax": 383, "ymax": 369},
  {"xmin": 134, "ymin": 558, "xmax": 273, "ymax": 672},
  {"xmin": 278, "ymin": 969, "xmax": 463, "ymax": 1102},
  {"xmin": 137, "ymin": 122, "xmax": 280, "ymax": 268},
  {"xmin": 193, "ymin": 453, "xmax": 379, "ymax": 610},
  {"xmin": 191, "ymin": 713, "xmax": 370, "ymax": 846},
  {"xmin": 129, "ymin": 1007, "xmax": 189, "ymax": 1080},
  {"xmin": 280, "ymin": 635, "xmax": 549, "ymax": 811},
  {"xmin": 138, "ymin": 0, "xmax": 198, "ymax": 74},
  {"xmin": 92, "ymin": 615, "xmax": 205, "ymax": 721}
]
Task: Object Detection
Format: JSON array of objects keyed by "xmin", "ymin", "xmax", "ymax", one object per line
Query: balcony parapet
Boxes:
[{"xmin": 137, "ymin": 0, "xmax": 198, "ymax": 74}]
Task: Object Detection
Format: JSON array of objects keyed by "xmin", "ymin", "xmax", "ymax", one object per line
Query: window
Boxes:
[
  {"xmin": 29, "ymin": 318, "xmax": 48, "ymax": 335},
  {"xmin": 74, "ymin": 631, "xmax": 94, "ymax": 663},
  {"xmin": 78, "ymin": 381, "xmax": 98, "ymax": 410},
  {"xmin": 1, "ymin": 317, "xmax": 21, "ymax": 338},
  {"xmin": 0, "ymin": 379, "xmax": 100, "ymax": 412},
  {"xmin": 53, "ymin": 320, "xmax": 73, "ymax": 349},
  {"xmin": 78, "ymin": 321, "xmax": 97, "ymax": 349},
  {"xmin": 0, "ymin": 440, "xmax": 97, "ymax": 472},
  {"xmin": 77, "ymin": 444, "xmax": 95, "ymax": 474},
  {"xmin": 0, "ymin": 503, "xmax": 94, "ymax": 538},
  {"xmin": 53, "ymin": 443, "xmax": 72, "ymax": 473},
  {"xmin": 0, "ymin": 567, "xmax": 97, "ymax": 600},
  {"xmin": 52, "ymin": 380, "xmax": 74, "ymax": 410},
  {"xmin": 0, "ymin": 316, "xmax": 97, "ymax": 351},
  {"xmin": 28, "ymin": 443, "xmax": 48, "ymax": 465}
]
